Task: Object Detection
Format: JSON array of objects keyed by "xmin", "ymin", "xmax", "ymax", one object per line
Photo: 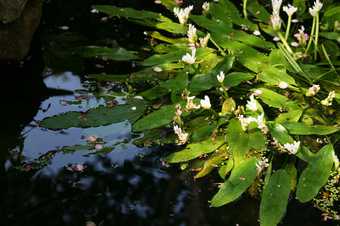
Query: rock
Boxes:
[
  {"xmin": 0, "ymin": 0, "xmax": 29, "ymax": 23},
  {"xmin": 0, "ymin": 0, "xmax": 42, "ymax": 60}
]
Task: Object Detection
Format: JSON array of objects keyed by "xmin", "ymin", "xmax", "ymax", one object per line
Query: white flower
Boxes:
[
  {"xmin": 200, "ymin": 95, "xmax": 211, "ymax": 109},
  {"xmin": 283, "ymin": 4, "xmax": 298, "ymax": 17},
  {"xmin": 175, "ymin": 104, "xmax": 183, "ymax": 117},
  {"xmin": 131, "ymin": 106, "xmax": 137, "ymax": 111},
  {"xmin": 238, "ymin": 113, "xmax": 267, "ymax": 133},
  {"xmin": 309, "ymin": 0, "xmax": 323, "ymax": 17},
  {"xmin": 292, "ymin": 19, "xmax": 299, "ymax": 23},
  {"xmin": 202, "ymin": 2, "xmax": 210, "ymax": 13},
  {"xmin": 187, "ymin": 24, "xmax": 197, "ymax": 44},
  {"xmin": 306, "ymin": 84, "xmax": 320, "ymax": 96},
  {"xmin": 91, "ymin": 8, "xmax": 99, "ymax": 14},
  {"xmin": 272, "ymin": 0, "xmax": 283, "ymax": 15},
  {"xmin": 173, "ymin": 5, "xmax": 194, "ymax": 24},
  {"xmin": 246, "ymin": 95, "xmax": 258, "ymax": 112},
  {"xmin": 253, "ymin": 89, "xmax": 263, "ymax": 96},
  {"xmin": 294, "ymin": 26, "xmax": 309, "ymax": 46},
  {"xmin": 186, "ymin": 96, "xmax": 200, "ymax": 110},
  {"xmin": 256, "ymin": 157, "xmax": 269, "ymax": 175},
  {"xmin": 321, "ymin": 90, "xmax": 336, "ymax": 106},
  {"xmin": 217, "ymin": 71, "xmax": 225, "ymax": 83},
  {"xmin": 291, "ymin": 41, "xmax": 299, "ymax": 47},
  {"xmin": 273, "ymin": 36, "xmax": 280, "ymax": 42},
  {"xmin": 153, "ymin": 66, "xmax": 163, "ymax": 72},
  {"xmin": 283, "ymin": 141, "xmax": 300, "ymax": 155},
  {"xmin": 86, "ymin": 135, "xmax": 97, "ymax": 143},
  {"xmin": 182, "ymin": 48, "xmax": 196, "ymax": 64},
  {"xmin": 278, "ymin": 81, "xmax": 289, "ymax": 89},
  {"xmin": 256, "ymin": 113, "xmax": 268, "ymax": 133},
  {"xmin": 173, "ymin": 125, "xmax": 189, "ymax": 145},
  {"xmin": 253, "ymin": 30, "xmax": 261, "ymax": 36},
  {"xmin": 270, "ymin": 14, "xmax": 282, "ymax": 31},
  {"xmin": 199, "ymin": 33, "xmax": 210, "ymax": 47},
  {"xmin": 95, "ymin": 144, "xmax": 103, "ymax": 150}
]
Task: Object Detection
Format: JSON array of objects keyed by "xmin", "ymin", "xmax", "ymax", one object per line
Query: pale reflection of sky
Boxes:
[{"xmin": 44, "ymin": 71, "xmax": 82, "ymax": 91}]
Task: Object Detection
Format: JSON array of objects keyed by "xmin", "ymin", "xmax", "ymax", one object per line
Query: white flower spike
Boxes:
[
  {"xmin": 283, "ymin": 4, "xmax": 298, "ymax": 17},
  {"xmin": 202, "ymin": 2, "xmax": 210, "ymax": 13},
  {"xmin": 272, "ymin": 0, "xmax": 283, "ymax": 14},
  {"xmin": 187, "ymin": 24, "xmax": 197, "ymax": 44},
  {"xmin": 246, "ymin": 95, "xmax": 258, "ymax": 112},
  {"xmin": 309, "ymin": 0, "xmax": 323, "ymax": 17},
  {"xmin": 199, "ymin": 33, "xmax": 210, "ymax": 47},
  {"xmin": 217, "ymin": 71, "xmax": 225, "ymax": 83},
  {"xmin": 306, "ymin": 84, "xmax": 320, "ymax": 97},
  {"xmin": 200, "ymin": 95, "xmax": 211, "ymax": 109},
  {"xmin": 321, "ymin": 91, "xmax": 336, "ymax": 106},
  {"xmin": 278, "ymin": 81, "xmax": 289, "ymax": 89},
  {"xmin": 283, "ymin": 141, "xmax": 300, "ymax": 155},
  {"xmin": 182, "ymin": 48, "xmax": 196, "ymax": 64},
  {"xmin": 173, "ymin": 125, "xmax": 189, "ymax": 145},
  {"xmin": 173, "ymin": 5, "xmax": 194, "ymax": 24}
]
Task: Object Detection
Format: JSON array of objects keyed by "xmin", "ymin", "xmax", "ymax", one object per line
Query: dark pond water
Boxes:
[{"xmin": 0, "ymin": 1, "xmax": 339, "ymax": 226}]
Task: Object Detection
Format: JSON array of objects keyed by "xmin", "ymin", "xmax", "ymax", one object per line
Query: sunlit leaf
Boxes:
[
  {"xmin": 210, "ymin": 157, "xmax": 258, "ymax": 207},
  {"xmin": 296, "ymin": 144, "xmax": 335, "ymax": 202},
  {"xmin": 260, "ymin": 170, "xmax": 291, "ymax": 226}
]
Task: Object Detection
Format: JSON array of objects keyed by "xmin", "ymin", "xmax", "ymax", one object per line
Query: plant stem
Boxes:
[
  {"xmin": 314, "ymin": 14, "xmax": 320, "ymax": 60},
  {"xmin": 305, "ymin": 16, "xmax": 316, "ymax": 55},
  {"xmin": 243, "ymin": 0, "xmax": 248, "ymax": 19},
  {"xmin": 285, "ymin": 15, "xmax": 292, "ymax": 41},
  {"xmin": 278, "ymin": 32, "xmax": 293, "ymax": 54}
]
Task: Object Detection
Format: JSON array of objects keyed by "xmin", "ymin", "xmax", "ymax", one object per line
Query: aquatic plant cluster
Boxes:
[{"xmin": 39, "ymin": 0, "xmax": 340, "ymax": 225}]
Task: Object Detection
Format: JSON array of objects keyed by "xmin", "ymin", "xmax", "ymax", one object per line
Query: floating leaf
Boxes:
[
  {"xmin": 210, "ymin": 157, "xmax": 258, "ymax": 207},
  {"xmin": 224, "ymin": 72, "xmax": 255, "ymax": 87},
  {"xmin": 40, "ymin": 99, "xmax": 146, "ymax": 130},
  {"xmin": 255, "ymin": 88, "xmax": 289, "ymax": 109},
  {"xmin": 195, "ymin": 150, "xmax": 228, "ymax": 179},
  {"xmin": 282, "ymin": 122, "xmax": 340, "ymax": 135},
  {"xmin": 260, "ymin": 170, "xmax": 291, "ymax": 226},
  {"xmin": 165, "ymin": 137, "xmax": 225, "ymax": 163},
  {"xmin": 296, "ymin": 144, "xmax": 335, "ymax": 203},
  {"xmin": 133, "ymin": 104, "xmax": 176, "ymax": 132}
]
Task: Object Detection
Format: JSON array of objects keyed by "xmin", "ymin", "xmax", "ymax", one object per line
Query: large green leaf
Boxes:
[
  {"xmin": 40, "ymin": 99, "xmax": 146, "ymax": 130},
  {"xmin": 296, "ymin": 144, "xmax": 335, "ymax": 203},
  {"xmin": 224, "ymin": 72, "xmax": 255, "ymax": 87},
  {"xmin": 282, "ymin": 122, "xmax": 340, "ymax": 135},
  {"xmin": 258, "ymin": 66, "xmax": 297, "ymax": 86},
  {"xmin": 165, "ymin": 137, "xmax": 225, "ymax": 163},
  {"xmin": 255, "ymin": 88, "xmax": 290, "ymax": 109},
  {"xmin": 260, "ymin": 170, "xmax": 291, "ymax": 226},
  {"xmin": 194, "ymin": 150, "xmax": 228, "ymax": 179},
  {"xmin": 94, "ymin": 5, "xmax": 186, "ymax": 34},
  {"xmin": 268, "ymin": 122, "xmax": 294, "ymax": 144},
  {"xmin": 210, "ymin": 157, "xmax": 258, "ymax": 207},
  {"xmin": 133, "ymin": 104, "xmax": 177, "ymax": 131}
]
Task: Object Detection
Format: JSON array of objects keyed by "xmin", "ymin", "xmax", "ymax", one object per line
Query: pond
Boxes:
[{"xmin": 1, "ymin": 0, "xmax": 339, "ymax": 226}]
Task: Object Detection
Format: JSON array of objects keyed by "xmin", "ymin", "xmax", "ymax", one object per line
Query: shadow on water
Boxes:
[{"xmin": 0, "ymin": 0, "xmax": 339, "ymax": 226}]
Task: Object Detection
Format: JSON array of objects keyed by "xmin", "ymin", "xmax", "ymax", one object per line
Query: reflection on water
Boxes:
[{"xmin": 0, "ymin": 0, "xmax": 339, "ymax": 225}]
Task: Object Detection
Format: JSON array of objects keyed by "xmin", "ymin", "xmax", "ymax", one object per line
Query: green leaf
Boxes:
[
  {"xmin": 255, "ymin": 88, "xmax": 289, "ymax": 109},
  {"xmin": 195, "ymin": 150, "xmax": 228, "ymax": 179},
  {"xmin": 79, "ymin": 46, "xmax": 139, "ymax": 61},
  {"xmin": 218, "ymin": 159, "xmax": 234, "ymax": 179},
  {"xmin": 40, "ymin": 99, "xmax": 146, "ymax": 130},
  {"xmin": 94, "ymin": 5, "xmax": 186, "ymax": 34},
  {"xmin": 296, "ymin": 144, "xmax": 335, "ymax": 203},
  {"xmin": 189, "ymin": 73, "xmax": 217, "ymax": 94},
  {"xmin": 133, "ymin": 104, "xmax": 176, "ymax": 132},
  {"xmin": 226, "ymin": 119, "xmax": 250, "ymax": 165},
  {"xmin": 260, "ymin": 170, "xmax": 291, "ymax": 226},
  {"xmin": 165, "ymin": 137, "xmax": 225, "ymax": 163},
  {"xmin": 224, "ymin": 72, "xmax": 255, "ymax": 87},
  {"xmin": 258, "ymin": 66, "xmax": 296, "ymax": 86},
  {"xmin": 268, "ymin": 122, "xmax": 294, "ymax": 144},
  {"xmin": 282, "ymin": 122, "xmax": 340, "ymax": 135},
  {"xmin": 210, "ymin": 157, "xmax": 258, "ymax": 207},
  {"xmin": 142, "ymin": 48, "xmax": 186, "ymax": 66}
]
